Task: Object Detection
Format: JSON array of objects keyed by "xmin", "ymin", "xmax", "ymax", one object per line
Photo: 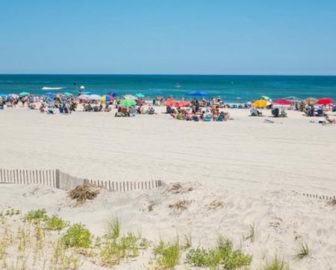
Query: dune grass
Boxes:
[
  {"xmin": 295, "ymin": 243, "xmax": 309, "ymax": 260},
  {"xmin": 260, "ymin": 255, "xmax": 289, "ymax": 270}
]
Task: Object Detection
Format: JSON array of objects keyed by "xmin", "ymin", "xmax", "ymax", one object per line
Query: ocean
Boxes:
[{"xmin": 0, "ymin": 74, "xmax": 335, "ymax": 102}]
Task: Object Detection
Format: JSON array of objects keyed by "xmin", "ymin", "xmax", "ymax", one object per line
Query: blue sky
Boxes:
[{"xmin": 0, "ymin": 0, "xmax": 335, "ymax": 74}]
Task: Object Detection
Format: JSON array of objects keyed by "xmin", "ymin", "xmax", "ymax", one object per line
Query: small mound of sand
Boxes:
[{"xmin": 68, "ymin": 184, "xmax": 100, "ymax": 204}]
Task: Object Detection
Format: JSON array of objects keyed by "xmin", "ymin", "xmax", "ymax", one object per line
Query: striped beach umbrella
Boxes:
[
  {"xmin": 100, "ymin": 95, "xmax": 113, "ymax": 102},
  {"xmin": 19, "ymin": 91, "xmax": 30, "ymax": 96},
  {"xmin": 252, "ymin": 99, "xmax": 267, "ymax": 107}
]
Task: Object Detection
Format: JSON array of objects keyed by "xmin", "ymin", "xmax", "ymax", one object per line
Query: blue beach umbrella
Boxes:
[
  {"xmin": 0, "ymin": 93, "xmax": 7, "ymax": 97},
  {"xmin": 135, "ymin": 93, "xmax": 145, "ymax": 98},
  {"xmin": 107, "ymin": 92, "xmax": 118, "ymax": 97},
  {"xmin": 188, "ymin": 90, "xmax": 208, "ymax": 96},
  {"xmin": 45, "ymin": 91, "xmax": 54, "ymax": 96}
]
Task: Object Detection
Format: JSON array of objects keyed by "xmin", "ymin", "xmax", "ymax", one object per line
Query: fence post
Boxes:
[{"xmin": 56, "ymin": 169, "xmax": 60, "ymax": 189}]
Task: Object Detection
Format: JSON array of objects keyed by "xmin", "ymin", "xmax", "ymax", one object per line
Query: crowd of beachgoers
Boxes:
[{"xmin": 0, "ymin": 91, "xmax": 336, "ymax": 123}]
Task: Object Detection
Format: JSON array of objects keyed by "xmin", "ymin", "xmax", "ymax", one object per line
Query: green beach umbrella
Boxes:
[
  {"xmin": 63, "ymin": 92, "xmax": 73, "ymax": 97},
  {"xmin": 120, "ymin": 98, "xmax": 136, "ymax": 107},
  {"xmin": 19, "ymin": 91, "xmax": 30, "ymax": 96},
  {"xmin": 135, "ymin": 93, "xmax": 145, "ymax": 98}
]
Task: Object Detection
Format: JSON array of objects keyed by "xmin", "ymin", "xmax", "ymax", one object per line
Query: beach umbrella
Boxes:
[
  {"xmin": 9, "ymin": 94, "xmax": 19, "ymax": 98},
  {"xmin": 155, "ymin": 96, "xmax": 164, "ymax": 100},
  {"xmin": 188, "ymin": 90, "xmax": 208, "ymax": 96},
  {"xmin": 175, "ymin": 100, "xmax": 191, "ymax": 107},
  {"xmin": 302, "ymin": 97, "xmax": 317, "ymax": 106},
  {"xmin": 107, "ymin": 92, "xmax": 118, "ymax": 97},
  {"xmin": 273, "ymin": 99, "xmax": 292, "ymax": 105},
  {"xmin": 63, "ymin": 92, "xmax": 73, "ymax": 97},
  {"xmin": 78, "ymin": 94, "xmax": 90, "ymax": 100},
  {"xmin": 100, "ymin": 95, "xmax": 113, "ymax": 102},
  {"xmin": 0, "ymin": 93, "xmax": 7, "ymax": 97},
  {"xmin": 163, "ymin": 98, "xmax": 178, "ymax": 106},
  {"xmin": 135, "ymin": 93, "xmax": 145, "ymax": 98},
  {"xmin": 123, "ymin": 94, "xmax": 137, "ymax": 100},
  {"xmin": 89, "ymin": 94, "xmax": 102, "ymax": 100},
  {"xmin": 252, "ymin": 99, "xmax": 267, "ymax": 107},
  {"xmin": 316, "ymin": 97, "xmax": 334, "ymax": 104},
  {"xmin": 120, "ymin": 98, "xmax": 136, "ymax": 107},
  {"xmin": 19, "ymin": 91, "xmax": 29, "ymax": 96},
  {"xmin": 45, "ymin": 91, "xmax": 54, "ymax": 96}
]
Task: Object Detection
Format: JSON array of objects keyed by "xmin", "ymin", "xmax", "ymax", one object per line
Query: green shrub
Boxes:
[
  {"xmin": 154, "ymin": 239, "xmax": 180, "ymax": 268},
  {"xmin": 61, "ymin": 224, "xmax": 91, "ymax": 248},
  {"xmin": 186, "ymin": 238, "xmax": 252, "ymax": 269},
  {"xmin": 24, "ymin": 209, "xmax": 47, "ymax": 221},
  {"xmin": 44, "ymin": 215, "xmax": 68, "ymax": 230}
]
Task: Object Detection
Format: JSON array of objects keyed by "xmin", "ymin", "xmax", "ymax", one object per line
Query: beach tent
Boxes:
[
  {"xmin": 273, "ymin": 99, "xmax": 292, "ymax": 105},
  {"xmin": 188, "ymin": 90, "xmax": 208, "ymax": 96},
  {"xmin": 120, "ymin": 98, "xmax": 136, "ymax": 107},
  {"xmin": 252, "ymin": 99, "xmax": 267, "ymax": 107},
  {"xmin": 100, "ymin": 95, "xmax": 113, "ymax": 102},
  {"xmin": 316, "ymin": 97, "xmax": 334, "ymax": 104},
  {"xmin": 135, "ymin": 93, "xmax": 145, "ymax": 98}
]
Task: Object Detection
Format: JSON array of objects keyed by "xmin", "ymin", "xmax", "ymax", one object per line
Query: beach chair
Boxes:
[
  {"xmin": 271, "ymin": 108, "xmax": 279, "ymax": 117},
  {"xmin": 316, "ymin": 109, "xmax": 324, "ymax": 117},
  {"xmin": 203, "ymin": 114, "xmax": 212, "ymax": 121}
]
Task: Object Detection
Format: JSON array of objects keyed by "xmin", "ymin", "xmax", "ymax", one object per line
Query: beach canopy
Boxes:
[
  {"xmin": 19, "ymin": 91, "xmax": 29, "ymax": 96},
  {"xmin": 89, "ymin": 94, "xmax": 102, "ymax": 100},
  {"xmin": 120, "ymin": 98, "xmax": 136, "ymax": 107},
  {"xmin": 135, "ymin": 93, "xmax": 145, "ymax": 98},
  {"xmin": 252, "ymin": 99, "xmax": 267, "ymax": 107},
  {"xmin": 188, "ymin": 90, "xmax": 208, "ymax": 96},
  {"xmin": 316, "ymin": 97, "xmax": 334, "ymax": 104},
  {"xmin": 273, "ymin": 99, "xmax": 292, "ymax": 105},
  {"xmin": 100, "ymin": 95, "xmax": 113, "ymax": 102}
]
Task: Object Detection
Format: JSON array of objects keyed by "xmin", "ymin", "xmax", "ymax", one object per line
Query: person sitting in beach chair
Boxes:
[
  {"xmin": 130, "ymin": 106, "xmax": 136, "ymax": 117},
  {"xmin": 146, "ymin": 106, "xmax": 155, "ymax": 115},
  {"xmin": 316, "ymin": 108, "xmax": 325, "ymax": 117},
  {"xmin": 250, "ymin": 107, "xmax": 262, "ymax": 116},
  {"xmin": 271, "ymin": 108, "xmax": 280, "ymax": 117},
  {"xmin": 217, "ymin": 112, "xmax": 224, "ymax": 121}
]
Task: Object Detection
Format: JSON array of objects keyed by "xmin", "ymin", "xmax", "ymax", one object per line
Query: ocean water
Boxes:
[{"xmin": 0, "ymin": 75, "xmax": 335, "ymax": 102}]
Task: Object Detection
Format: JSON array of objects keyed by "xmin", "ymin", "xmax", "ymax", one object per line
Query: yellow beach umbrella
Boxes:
[{"xmin": 252, "ymin": 99, "xmax": 267, "ymax": 107}]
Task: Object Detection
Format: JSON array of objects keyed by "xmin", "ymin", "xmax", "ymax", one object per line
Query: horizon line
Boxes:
[{"xmin": 0, "ymin": 73, "xmax": 336, "ymax": 76}]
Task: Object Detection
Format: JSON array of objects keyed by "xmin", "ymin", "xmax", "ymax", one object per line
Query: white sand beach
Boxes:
[{"xmin": 0, "ymin": 107, "xmax": 336, "ymax": 269}]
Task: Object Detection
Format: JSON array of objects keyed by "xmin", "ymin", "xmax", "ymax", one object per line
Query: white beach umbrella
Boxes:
[
  {"xmin": 78, "ymin": 94, "xmax": 90, "ymax": 100},
  {"xmin": 89, "ymin": 94, "xmax": 102, "ymax": 100},
  {"xmin": 123, "ymin": 94, "xmax": 137, "ymax": 100}
]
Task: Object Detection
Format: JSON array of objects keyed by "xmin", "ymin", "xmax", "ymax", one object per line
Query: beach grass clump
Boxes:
[
  {"xmin": 168, "ymin": 200, "xmax": 191, "ymax": 211},
  {"xmin": 186, "ymin": 237, "xmax": 252, "ymax": 269},
  {"xmin": 295, "ymin": 243, "xmax": 309, "ymax": 260},
  {"xmin": 61, "ymin": 223, "xmax": 91, "ymax": 248},
  {"xmin": 68, "ymin": 184, "xmax": 100, "ymax": 203},
  {"xmin": 260, "ymin": 255, "xmax": 289, "ymax": 270},
  {"xmin": 106, "ymin": 217, "xmax": 120, "ymax": 239},
  {"xmin": 44, "ymin": 215, "xmax": 68, "ymax": 231},
  {"xmin": 153, "ymin": 239, "xmax": 180, "ymax": 268},
  {"xmin": 24, "ymin": 209, "xmax": 47, "ymax": 222}
]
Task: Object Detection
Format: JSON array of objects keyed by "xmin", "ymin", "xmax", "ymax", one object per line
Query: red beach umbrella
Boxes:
[
  {"xmin": 175, "ymin": 100, "xmax": 190, "ymax": 107},
  {"xmin": 316, "ymin": 97, "xmax": 334, "ymax": 104},
  {"xmin": 273, "ymin": 99, "xmax": 292, "ymax": 105},
  {"xmin": 163, "ymin": 98, "xmax": 178, "ymax": 106}
]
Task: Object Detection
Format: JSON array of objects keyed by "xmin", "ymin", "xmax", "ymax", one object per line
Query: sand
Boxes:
[{"xmin": 0, "ymin": 106, "xmax": 336, "ymax": 269}]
